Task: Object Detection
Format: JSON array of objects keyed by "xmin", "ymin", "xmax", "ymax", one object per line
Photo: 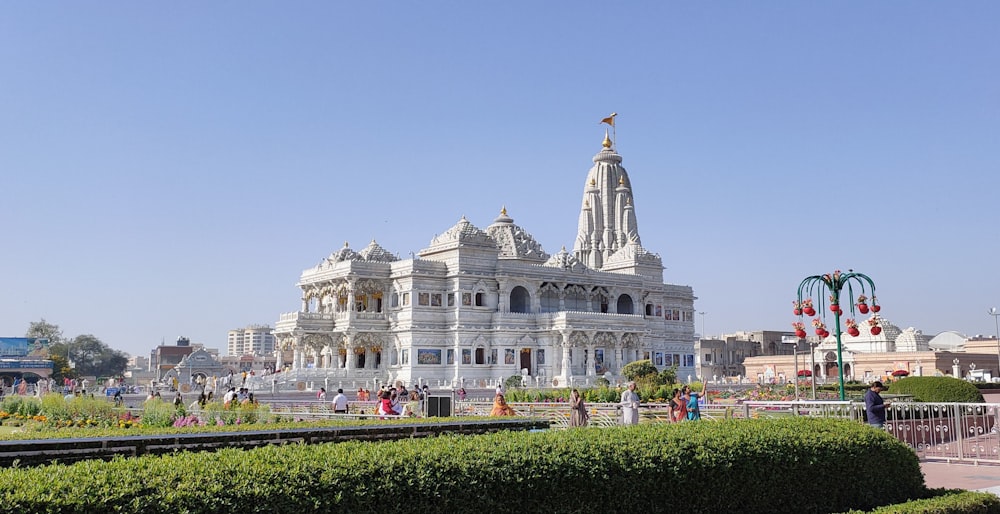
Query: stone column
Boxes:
[
  {"xmin": 344, "ymin": 334, "xmax": 355, "ymax": 372},
  {"xmin": 586, "ymin": 344, "xmax": 596, "ymax": 377},
  {"xmin": 301, "ymin": 296, "xmax": 309, "ymax": 313}
]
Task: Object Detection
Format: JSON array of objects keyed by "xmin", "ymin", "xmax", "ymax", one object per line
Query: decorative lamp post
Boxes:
[
  {"xmin": 792, "ymin": 269, "xmax": 879, "ymax": 400},
  {"xmin": 989, "ymin": 308, "xmax": 1000, "ymax": 380}
]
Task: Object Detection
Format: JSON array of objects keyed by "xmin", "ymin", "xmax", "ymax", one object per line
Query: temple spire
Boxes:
[{"xmin": 573, "ymin": 126, "xmax": 641, "ymax": 270}]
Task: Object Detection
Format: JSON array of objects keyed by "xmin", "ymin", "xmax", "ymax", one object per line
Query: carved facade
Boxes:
[{"xmin": 274, "ymin": 132, "xmax": 697, "ymax": 387}]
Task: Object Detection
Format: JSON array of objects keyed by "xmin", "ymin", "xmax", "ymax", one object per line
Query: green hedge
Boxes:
[
  {"xmin": 841, "ymin": 489, "xmax": 1000, "ymax": 513},
  {"xmin": 887, "ymin": 377, "xmax": 984, "ymax": 403},
  {"xmin": 0, "ymin": 418, "xmax": 926, "ymax": 513}
]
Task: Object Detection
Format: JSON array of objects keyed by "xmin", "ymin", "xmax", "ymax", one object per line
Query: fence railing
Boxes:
[{"xmin": 452, "ymin": 400, "xmax": 1000, "ymax": 464}]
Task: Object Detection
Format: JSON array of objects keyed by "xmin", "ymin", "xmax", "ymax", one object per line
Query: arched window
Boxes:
[
  {"xmin": 540, "ymin": 285, "xmax": 560, "ymax": 313},
  {"xmin": 475, "ymin": 348, "xmax": 485, "ymax": 365},
  {"xmin": 475, "ymin": 292, "xmax": 485, "ymax": 306},
  {"xmin": 565, "ymin": 286, "xmax": 587, "ymax": 311},
  {"xmin": 510, "ymin": 286, "xmax": 531, "ymax": 313},
  {"xmin": 645, "ymin": 303, "xmax": 653, "ymax": 316},
  {"xmin": 616, "ymin": 294, "xmax": 634, "ymax": 315}
]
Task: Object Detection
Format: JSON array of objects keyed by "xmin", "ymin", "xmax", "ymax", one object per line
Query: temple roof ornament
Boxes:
[
  {"xmin": 324, "ymin": 242, "xmax": 360, "ymax": 264},
  {"xmin": 485, "ymin": 207, "xmax": 549, "ymax": 262},
  {"xmin": 543, "ymin": 246, "xmax": 588, "ymax": 272},
  {"xmin": 424, "ymin": 216, "xmax": 495, "ymax": 252},
  {"xmin": 358, "ymin": 239, "xmax": 399, "ymax": 262},
  {"xmin": 603, "ymin": 239, "xmax": 662, "ymax": 268}
]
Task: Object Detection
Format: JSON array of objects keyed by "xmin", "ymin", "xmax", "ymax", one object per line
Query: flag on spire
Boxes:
[{"xmin": 600, "ymin": 112, "xmax": 617, "ymax": 126}]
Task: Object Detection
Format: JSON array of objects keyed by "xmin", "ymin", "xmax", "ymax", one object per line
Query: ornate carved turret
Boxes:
[{"xmin": 573, "ymin": 133, "xmax": 642, "ymax": 270}]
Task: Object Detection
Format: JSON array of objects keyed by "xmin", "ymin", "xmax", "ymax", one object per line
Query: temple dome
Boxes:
[
  {"xmin": 485, "ymin": 207, "xmax": 549, "ymax": 262},
  {"xmin": 358, "ymin": 239, "xmax": 398, "ymax": 262},
  {"xmin": 927, "ymin": 331, "xmax": 968, "ymax": 351},
  {"xmin": 320, "ymin": 242, "xmax": 360, "ymax": 267},
  {"xmin": 421, "ymin": 216, "xmax": 496, "ymax": 255}
]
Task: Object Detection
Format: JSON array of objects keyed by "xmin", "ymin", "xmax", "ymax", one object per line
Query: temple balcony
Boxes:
[{"xmin": 276, "ymin": 311, "xmax": 335, "ymax": 333}]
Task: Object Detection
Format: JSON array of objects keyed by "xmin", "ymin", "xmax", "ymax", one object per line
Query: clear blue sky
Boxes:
[{"xmin": 2, "ymin": 3, "xmax": 998, "ymax": 357}]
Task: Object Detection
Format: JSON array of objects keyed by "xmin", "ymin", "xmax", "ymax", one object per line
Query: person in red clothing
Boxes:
[{"xmin": 379, "ymin": 390, "xmax": 399, "ymax": 416}]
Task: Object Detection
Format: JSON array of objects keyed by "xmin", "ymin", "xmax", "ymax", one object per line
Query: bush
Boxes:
[
  {"xmin": 888, "ymin": 377, "xmax": 984, "ymax": 403},
  {"xmin": 0, "ymin": 418, "xmax": 927, "ymax": 513},
  {"xmin": 621, "ymin": 359, "xmax": 658, "ymax": 381}
]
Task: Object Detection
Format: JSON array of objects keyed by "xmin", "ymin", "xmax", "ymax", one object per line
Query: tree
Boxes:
[
  {"xmin": 25, "ymin": 319, "xmax": 64, "ymax": 346},
  {"xmin": 622, "ymin": 360, "xmax": 659, "ymax": 381},
  {"xmin": 65, "ymin": 334, "xmax": 128, "ymax": 378}
]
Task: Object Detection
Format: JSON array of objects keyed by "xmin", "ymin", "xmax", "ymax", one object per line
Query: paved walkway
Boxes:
[{"xmin": 922, "ymin": 460, "xmax": 1000, "ymax": 495}]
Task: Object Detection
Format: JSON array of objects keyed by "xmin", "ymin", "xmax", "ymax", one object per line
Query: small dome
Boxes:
[
  {"xmin": 485, "ymin": 207, "xmax": 549, "ymax": 262},
  {"xmin": 322, "ymin": 241, "xmax": 359, "ymax": 266},
  {"xmin": 358, "ymin": 239, "xmax": 398, "ymax": 262},
  {"xmin": 424, "ymin": 216, "xmax": 495, "ymax": 252}
]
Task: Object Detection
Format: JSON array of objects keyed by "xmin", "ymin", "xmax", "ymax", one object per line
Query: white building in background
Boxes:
[
  {"xmin": 273, "ymin": 131, "xmax": 697, "ymax": 388},
  {"xmin": 227, "ymin": 325, "xmax": 276, "ymax": 357}
]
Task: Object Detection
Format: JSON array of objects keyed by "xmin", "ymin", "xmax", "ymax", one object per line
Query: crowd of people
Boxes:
[{"xmin": 482, "ymin": 381, "xmax": 712, "ymax": 427}]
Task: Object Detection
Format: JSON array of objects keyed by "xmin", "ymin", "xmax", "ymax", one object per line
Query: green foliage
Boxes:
[
  {"xmin": 0, "ymin": 418, "xmax": 927, "ymax": 513},
  {"xmin": 25, "ymin": 319, "xmax": 64, "ymax": 346},
  {"xmin": 0, "ymin": 396, "xmax": 42, "ymax": 417},
  {"xmin": 621, "ymin": 359, "xmax": 658, "ymax": 381},
  {"xmin": 504, "ymin": 374, "xmax": 523, "ymax": 390},
  {"xmin": 888, "ymin": 377, "xmax": 985, "ymax": 403},
  {"xmin": 658, "ymin": 365, "xmax": 678, "ymax": 386},
  {"xmin": 841, "ymin": 489, "xmax": 1000, "ymax": 513},
  {"xmin": 140, "ymin": 400, "xmax": 177, "ymax": 428},
  {"xmin": 65, "ymin": 334, "xmax": 128, "ymax": 378}
]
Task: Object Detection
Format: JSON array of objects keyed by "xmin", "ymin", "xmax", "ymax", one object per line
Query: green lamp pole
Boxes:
[{"xmin": 794, "ymin": 270, "xmax": 879, "ymax": 401}]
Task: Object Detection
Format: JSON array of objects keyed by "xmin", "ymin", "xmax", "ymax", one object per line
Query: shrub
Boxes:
[
  {"xmin": 621, "ymin": 359, "xmax": 658, "ymax": 381},
  {"xmin": 888, "ymin": 377, "xmax": 984, "ymax": 403},
  {"xmin": 0, "ymin": 418, "xmax": 926, "ymax": 514},
  {"xmin": 141, "ymin": 399, "xmax": 177, "ymax": 428}
]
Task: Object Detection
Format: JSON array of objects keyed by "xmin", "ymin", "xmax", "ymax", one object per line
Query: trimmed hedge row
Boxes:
[
  {"xmin": 888, "ymin": 377, "xmax": 984, "ymax": 403},
  {"xmin": 0, "ymin": 418, "xmax": 925, "ymax": 513},
  {"xmin": 841, "ymin": 490, "xmax": 1000, "ymax": 513}
]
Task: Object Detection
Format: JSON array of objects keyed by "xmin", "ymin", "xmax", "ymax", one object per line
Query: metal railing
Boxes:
[{"xmin": 452, "ymin": 400, "xmax": 1000, "ymax": 464}]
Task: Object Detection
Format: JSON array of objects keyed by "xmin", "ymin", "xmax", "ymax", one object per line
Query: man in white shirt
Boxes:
[{"xmin": 332, "ymin": 388, "xmax": 349, "ymax": 414}]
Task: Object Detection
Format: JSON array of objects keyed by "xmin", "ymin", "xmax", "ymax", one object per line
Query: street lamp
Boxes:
[
  {"xmin": 989, "ymin": 308, "xmax": 1000, "ymax": 380},
  {"xmin": 792, "ymin": 269, "xmax": 879, "ymax": 400},
  {"xmin": 782, "ymin": 336, "xmax": 800, "ymax": 400}
]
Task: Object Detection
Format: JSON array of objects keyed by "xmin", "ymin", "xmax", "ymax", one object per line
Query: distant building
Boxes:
[
  {"xmin": 0, "ymin": 337, "xmax": 54, "ymax": 387},
  {"xmin": 227, "ymin": 325, "xmax": 275, "ymax": 357},
  {"xmin": 127, "ymin": 355, "xmax": 149, "ymax": 371},
  {"xmin": 742, "ymin": 317, "xmax": 1000, "ymax": 384},
  {"xmin": 149, "ymin": 336, "xmax": 199, "ymax": 382}
]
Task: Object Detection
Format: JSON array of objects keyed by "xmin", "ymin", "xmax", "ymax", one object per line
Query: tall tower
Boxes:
[{"xmin": 572, "ymin": 131, "xmax": 641, "ymax": 269}]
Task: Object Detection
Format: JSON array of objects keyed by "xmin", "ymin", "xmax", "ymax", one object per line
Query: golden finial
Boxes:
[
  {"xmin": 618, "ymin": 176, "xmax": 624, "ymax": 185},
  {"xmin": 344, "ymin": 241, "xmax": 349, "ymax": 247},
  {"xmin": 500, "ymin": 205, "xmax": 507, "ymax": 216},
  {"xmin": 583, "ymin": 199, "xmax": 590, "ymax": 208},
  {"xmin": 602, "ymin": 129, "xmax": 612, "ymax": 148},
  {"xmin": 589, "ymin": 177, "xmax": 596, "ymax": 187}
]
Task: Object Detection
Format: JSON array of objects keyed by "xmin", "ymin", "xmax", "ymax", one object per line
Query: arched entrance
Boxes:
[
  {"xmin": 510, "ymin": 286, "xmax": 530, "ymax": 313},
  {"xmin": 616, "ymin": 295, "xmax": 634, "ymax": 314},
  {"xmin": 520, "ymin": 349, "xmax": 531, "ymax": 375}
]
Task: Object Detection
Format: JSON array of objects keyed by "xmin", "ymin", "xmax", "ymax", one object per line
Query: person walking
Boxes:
[
  {"xmin": 569, "ymin": 389, "xmax": 589, "ymax": 427},
  {"xmin": 684, "ymin": 385, "xmax": 706, "ymax": 421},
  {"xmin": 865, "ymin": 381, "xmax": 890, "ymax": 428},
  {"xmin": 332, "ymin": 388, "xmax": 349, "ymax": 414},
  {"xmin": 619, "ymin": 381, "xmax": 640, "ymax": 425}
]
